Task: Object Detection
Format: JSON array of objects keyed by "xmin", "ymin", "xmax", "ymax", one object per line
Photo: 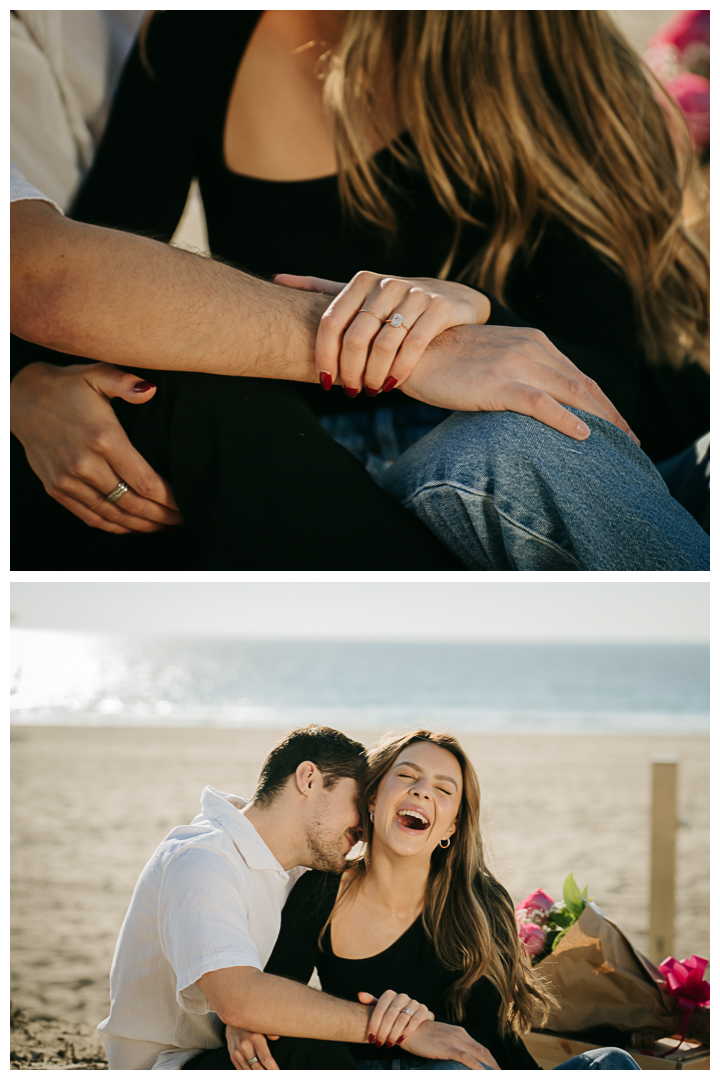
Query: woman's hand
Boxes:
[
  {"xmin": 273, "ymin": 271, "xmax": 491, "ymax": 397},
  {"xmin": 358, "ymin": 990, "xmax": 435, "ymax": 1048},
  {"xmin": 225, "ymin": 1026, "xmax": 280, "ymax": 1070},
  {"xmin": 10, "ymin": 360, "xmax": 183, "ymax": 532}
]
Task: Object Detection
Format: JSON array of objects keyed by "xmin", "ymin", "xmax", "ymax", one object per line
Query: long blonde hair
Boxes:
[
  {"xmin": 324, "ymin": 729, "xmax": 555, "ymax": 1035},
  {"xmin": 323, "ymin": 11, "xmax": 709, "ymax": 369}
]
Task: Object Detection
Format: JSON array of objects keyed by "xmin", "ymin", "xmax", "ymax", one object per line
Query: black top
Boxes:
[
  {"xmin": 265, "ymin": 870, "xmax": 541, "ymax": 1069},
  {"xmin": 59, "ymin": 11, "xmax": 707, "ymax": 461}
]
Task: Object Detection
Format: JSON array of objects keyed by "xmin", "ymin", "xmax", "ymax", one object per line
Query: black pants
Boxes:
[
  {"xmin": 182, "ymin": 1036, "xmax": 358, "ymax": 1070},
  {"xmin": 11, "ymin": 345, "xmax": 463, "ymax": 570}
]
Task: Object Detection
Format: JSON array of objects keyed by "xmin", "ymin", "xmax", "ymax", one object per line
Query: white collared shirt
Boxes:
[{"xmin": 97, "ymin": 787, "xmax": 304, "ymax": 1070}]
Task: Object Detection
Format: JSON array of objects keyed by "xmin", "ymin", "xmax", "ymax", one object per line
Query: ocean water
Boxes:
[{"xmin": 9, "ymin": 630, "xmax": 708, "ymax": 735}]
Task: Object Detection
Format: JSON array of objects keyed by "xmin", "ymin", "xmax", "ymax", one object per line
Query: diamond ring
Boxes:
[{"xmin": 384, "ymin": 312, "xmax": 408, "ymax": 331}]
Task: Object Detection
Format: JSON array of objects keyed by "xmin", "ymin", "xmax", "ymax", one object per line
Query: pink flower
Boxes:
[
  {"xmin": 666, "ymin": 72, "xmax": 710, "ymax": 150},
  {"xmin": 649, "ymin": 11, "xmax": 710, "ymax": 75},
  {"xmin": 516, "ymin": 889, "xmax": 554, "ymax": 920},
  {"xmin": 518, "ymin": 921, "xmax": 547, "ymax": 957}
]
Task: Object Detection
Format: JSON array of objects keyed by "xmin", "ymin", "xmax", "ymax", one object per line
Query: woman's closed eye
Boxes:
[{"xmin": 398, "ymin": 772, "xmax": 452, "ymax": 796}]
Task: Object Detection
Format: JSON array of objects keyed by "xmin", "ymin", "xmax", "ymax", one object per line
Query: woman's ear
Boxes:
[{"xmin": 446, "ymin": 820, "xmax": 457, "ymax": 838}]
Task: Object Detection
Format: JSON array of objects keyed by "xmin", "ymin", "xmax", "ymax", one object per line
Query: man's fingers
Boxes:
[
  {"xmin": 539, "ymin": 363, "xmax": 637, "ymax": 440},
  {"xmin": 503, "ymin": 384, "xmax": 593, "ymax": 441},
  {"xmin": 273, "ymin": 273, "xmax": 346, "ymax": 296}
]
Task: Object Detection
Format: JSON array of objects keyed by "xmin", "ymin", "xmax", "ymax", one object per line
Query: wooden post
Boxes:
[{"xmin": 649, "ymin": 755, "xmax": 678, "ymax": 965}]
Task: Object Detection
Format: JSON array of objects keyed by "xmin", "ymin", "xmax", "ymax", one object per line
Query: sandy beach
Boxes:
[{"xmin": 10, "ymin": 725, "xmax": 709, "ymax": 1068}]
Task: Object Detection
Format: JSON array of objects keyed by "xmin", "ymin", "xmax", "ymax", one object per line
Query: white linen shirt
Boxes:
[{"xmin": 97, "ymin": 787, "xmax": 304, "ymax": 1070}]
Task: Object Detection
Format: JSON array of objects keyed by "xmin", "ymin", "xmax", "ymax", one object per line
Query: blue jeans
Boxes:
[
  {"xmin": 321, "ymin": 404, "xmax": 709, "ymax": 570},
  {"xmin": 357, "ymin": 1046, "xmax": 641, "ymax": 1069}
]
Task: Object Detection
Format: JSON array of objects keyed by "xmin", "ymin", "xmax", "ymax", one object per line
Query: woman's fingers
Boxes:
[
  {"xmin": 68, "ymin": 479, "xmax": 168, "ymax": 532},
  {"xmin": 366, "ymin": 988, "xmax": 398, "ymax": 1044},
  {"xmin": 336, "ymin": 279, "xmax": 426, "ymax": 393},
  {"xmin": 374, "ymin": 992, "xmax": 412, "ymax": 1047},
  {"xmin": 364, "ymin": 298, "xmax": 454, "ymax": 393},
  {"xmin": 52, "ymin": 491, "xmax": 135, "ymax": 534},
  {"xmin": 316, "ymin": 273, "xmax": 385, "ymax": 388},
  {"xmin": 388, "ymin": 1001, "xmax": 433, "ymax": 1046}
]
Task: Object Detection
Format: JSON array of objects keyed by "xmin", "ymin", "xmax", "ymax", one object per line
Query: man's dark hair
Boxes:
[{"xmin": 253, "ymin": 726, "xmax": 366, "ymax": 805}]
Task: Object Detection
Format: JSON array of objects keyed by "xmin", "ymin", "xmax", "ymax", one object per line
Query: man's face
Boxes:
[{"xmin": 305, "ymin": 775, "xmax": 360, "ymax": 874}]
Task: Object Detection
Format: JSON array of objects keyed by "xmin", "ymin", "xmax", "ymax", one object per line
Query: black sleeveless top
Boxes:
[
  {"xmin": 265, "ymin": 869, "xmax": 542, "ymax": 1069},
  {"xmin": 63, "ymin": 11, "xmax": 707, "ymax": 461}
]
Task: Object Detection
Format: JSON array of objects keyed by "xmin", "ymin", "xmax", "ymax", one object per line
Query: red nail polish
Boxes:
[
  {"xmin": 376, "ymin": 1042, "xmax": 384, "ymax": 1048},
  {"xmin": 343, "ymin": 386, "xmax": 359, "ymax": 398},
  {"xmin": 382, "ymin": 376, "xmax": 398, "ymax": 393},
  {"xmin": 368, "ymin": 1034, "xmax": 375, "ymax": 1044},
  {"xmin": 365, "ymin": 386, "xmax": 380, "ymax": 397},
  {"xmin": 386, "ymin": 1041, "xmax": 394, "ymax": 1048},
  {"xmin": 133, "ymin": 381, "xmax": 156, "ymax": 392},
  {"xmin": 319, "ymin": 371, "xmax": 333, "ymax": 391},
  {"xmin": 397, "ymin": 1036, "xmax": 405, "ymax": 1045}
]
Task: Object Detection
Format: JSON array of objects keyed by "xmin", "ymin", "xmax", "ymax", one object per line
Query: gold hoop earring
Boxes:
[{"xmin": 439, "ymin": 837, "xmax": 451, "ymax": 849}]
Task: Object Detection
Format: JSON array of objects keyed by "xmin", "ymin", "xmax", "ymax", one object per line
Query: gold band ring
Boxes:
[{"xmin": 358, "ymin": 308, "xmax": 384, "ymax": 323}]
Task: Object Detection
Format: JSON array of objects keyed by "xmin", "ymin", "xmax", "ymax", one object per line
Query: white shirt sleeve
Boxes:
[
  {"xmin": 157, "ymin": 843, "xmax": 264, "ymax": 1014},
  {"xmin": 10, "ymin": 160, "xmax": 63, "ymax": 214}
]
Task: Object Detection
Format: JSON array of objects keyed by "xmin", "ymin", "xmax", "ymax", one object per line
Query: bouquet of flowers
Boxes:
[
  {"xmin": 643, "ymin": 10, "xmax": 710, "ymax": 155},
  {"xmin": 515, "ymin": 874, "xmax": 590, "ymax": 966}
]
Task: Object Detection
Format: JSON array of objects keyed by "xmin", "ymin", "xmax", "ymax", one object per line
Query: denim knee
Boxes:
[{"xmin": 380, "ymin": 408, "xmax": 710, "ymax": 571}]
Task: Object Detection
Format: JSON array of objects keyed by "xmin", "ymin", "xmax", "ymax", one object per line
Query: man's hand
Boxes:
[
  {"xmin": 404, "ymin": 322, "xmax": 639, "ymax": 444},
  {"xmin": 10, "ymin": 360, "xmax": 183, "ymax": 533},
  {"xmin": 402, "ymin": 1020, "xmax": 499, "ymax": 1070},
  {"xmin": 225, "ymin": 1026, "xmax": 280, "ymax": 1070}
]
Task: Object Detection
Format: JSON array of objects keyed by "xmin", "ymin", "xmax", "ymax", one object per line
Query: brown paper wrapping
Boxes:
[{"xmin": 536, "ymin": 904, "xmax": 685, "ymax": 1037}]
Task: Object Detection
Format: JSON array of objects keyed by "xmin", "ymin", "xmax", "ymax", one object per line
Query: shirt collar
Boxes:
[{"xmin": 198, "ymin": 785, "xmax": 288, "ymax": 877}]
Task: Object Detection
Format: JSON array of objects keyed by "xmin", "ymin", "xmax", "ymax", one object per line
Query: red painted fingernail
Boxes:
[
  {"xmin": 386, "ymin": 1041, "xmax": 394, "ymax": 1048},
  {"xmin": 343, "ymin": 386, "xmax": 359, "ymax": 398},
  {"xmin": 382, "ymin": 376, "xmax": 398, "ymax": 393},
  {"xmin": 368, "ymin": 1034, "xmax": 375, "ymax": 1044},
  {"xmin": 134, "ymin": 380, "xmax": 156, "ymax": 392},
  {"xmin": 376, "ymin": 1042, "xmax": 384, "ymax": 1048},
  {"xmin": 397, "ymin": 1036, "xmax": 406, "ymax": 1044},
  {"xmin": 365, "ymin": 385, "xmax": 381, "ymax": 397},
  {"xmin": 319, "ymin": 371, "xmax": 333, "ymax": 391}
]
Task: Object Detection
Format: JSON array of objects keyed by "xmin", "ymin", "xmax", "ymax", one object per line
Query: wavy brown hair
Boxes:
[
  {"xmin": 323, "ymin": 11, "xmax": 709, "ymax": 369},
  {"xmin": 323, "ymin": 729, "xmax": 556, "ymax": 1035}
]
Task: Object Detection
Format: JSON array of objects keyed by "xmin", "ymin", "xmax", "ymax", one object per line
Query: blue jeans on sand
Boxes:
[
  {"xmin": 357, "ymin": 1046, "xmax": 641, "ymax": 1070},
  {"xmin": 320, "ymin": 404, "xmax": 709, "ymax": 570}
]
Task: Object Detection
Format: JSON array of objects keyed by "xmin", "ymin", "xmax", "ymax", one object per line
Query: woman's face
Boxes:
[{"xmin": 368, "ymin": 741, "xmax": 463, "ymax": 858}]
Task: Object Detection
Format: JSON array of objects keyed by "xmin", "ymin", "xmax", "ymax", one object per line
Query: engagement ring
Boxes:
[{"xmin": 384, "ymin": 312, "xmax": 408, "ymax": 331}]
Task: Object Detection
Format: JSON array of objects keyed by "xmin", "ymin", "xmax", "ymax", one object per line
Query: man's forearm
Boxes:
[
  {"xmin": 10, "ymin": 201, "xmax": 328, "ymax": 380},
  {"xmin": 197, "ymin": 967, "xmax": 371, "ymax": 1042}
]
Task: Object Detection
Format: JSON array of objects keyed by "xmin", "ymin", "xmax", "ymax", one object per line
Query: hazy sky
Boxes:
[{"xmin": 9, "ymin": 583, "xmax": 708, "ymax": 642}]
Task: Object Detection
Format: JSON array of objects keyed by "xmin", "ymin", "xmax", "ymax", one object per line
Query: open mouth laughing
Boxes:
[{"xmin": 395, "ymin": 807, "xmax": 431, "ymax": 832}]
